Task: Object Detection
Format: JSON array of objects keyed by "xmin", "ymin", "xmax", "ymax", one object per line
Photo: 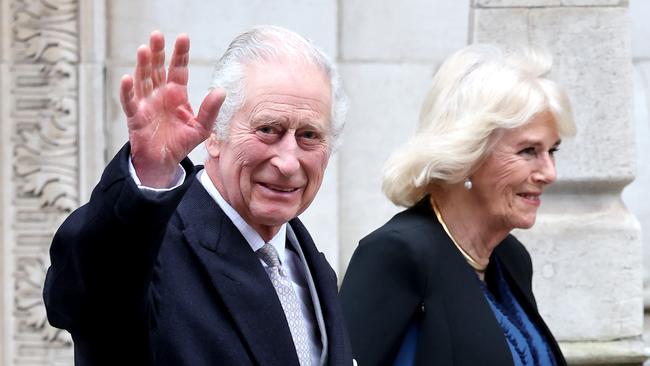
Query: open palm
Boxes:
[{"xmin": 120, "ymin": 31, "xmax": 225, "ymax": 188}]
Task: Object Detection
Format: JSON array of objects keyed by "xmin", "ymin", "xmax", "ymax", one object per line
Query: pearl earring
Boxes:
[{"xmin": 464, "ymin": 177, "xmax": 473, "ymax": 190}]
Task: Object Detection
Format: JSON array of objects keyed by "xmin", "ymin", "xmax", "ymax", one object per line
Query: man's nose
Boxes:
[{"xmin": 271, "ymin": 134, "xmax": 300, "ymax": 176}]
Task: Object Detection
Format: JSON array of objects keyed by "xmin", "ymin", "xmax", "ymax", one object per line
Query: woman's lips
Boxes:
[{"xmin": 517, "ymin": 192, "xmax": 541, "ymax": 206}]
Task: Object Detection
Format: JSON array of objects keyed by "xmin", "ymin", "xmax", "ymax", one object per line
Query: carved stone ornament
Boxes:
[{"xmin": 9, "ymin": 0, "xmax": 78, "ymax": 364}]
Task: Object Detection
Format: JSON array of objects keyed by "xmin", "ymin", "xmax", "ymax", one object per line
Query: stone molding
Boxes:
[
  {"xmin": 473, "ymin": 0, "xmax": 627, "ymax": 7},
  {"xmin": 561, "ymin": 339, "xmax": 648, "ymax": 365}
]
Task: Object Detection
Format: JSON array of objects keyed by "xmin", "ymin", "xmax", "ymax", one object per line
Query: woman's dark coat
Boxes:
[{"xmin": 340, "ymin": 198, "xmax": 566, "ymax": 366}]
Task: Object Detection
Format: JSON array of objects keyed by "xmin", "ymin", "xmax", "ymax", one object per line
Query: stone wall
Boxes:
[
  {"xmin": 337, "ymin": 0, "xmax": 471, "ymax": 277},
  {"xmin": 0, "ymin": 0, "xmax": 646, "ymax": 364}
]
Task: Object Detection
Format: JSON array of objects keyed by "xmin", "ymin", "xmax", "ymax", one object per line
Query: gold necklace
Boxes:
[{"xmin": 430, "ymin": 197, "xmax": 487, "ymax": 273}]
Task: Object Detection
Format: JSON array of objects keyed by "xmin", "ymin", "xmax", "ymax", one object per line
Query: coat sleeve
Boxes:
[
  {"xmin": 43, "ymin": 143, "xmax": 195, "ymax": 337},
  {"xmin": 339, "ymin": 228, "xmax": 427, "ymax": 366}
]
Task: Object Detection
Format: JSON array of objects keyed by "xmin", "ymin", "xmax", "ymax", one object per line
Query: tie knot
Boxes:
[{"xmin": 257, "ymin": 243, "xmax": 282, "ymax": 269}]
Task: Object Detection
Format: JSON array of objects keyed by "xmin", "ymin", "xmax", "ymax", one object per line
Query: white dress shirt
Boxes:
[{"xmin": 129, "ymin": 160, "xmax": 323, "ymax": 365}]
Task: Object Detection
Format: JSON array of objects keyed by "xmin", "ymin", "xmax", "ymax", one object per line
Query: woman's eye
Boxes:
[
  {"xmin": 518, "ymin": 147, "xmax": 537, "ymax": 156},
  {"xmin": 549, "ymin": 147, "xmax": 559, "ymax": 157}
]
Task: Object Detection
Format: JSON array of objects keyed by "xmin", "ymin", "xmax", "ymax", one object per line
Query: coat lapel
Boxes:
[
  {"xmin": 435, "ymin": 235, "xmax": 515, "ymax": 365},
  {"xmin": 289, "ymin": 218, "xmax": 351, "ymax": 366},
  {"xmin": 178, "ymin": 182, "xmax": 300, "ymax": 366},
  {"xmin": 412, "ymin": 200, "xmax": 514, "ymax": 365},
  {"xmin": 494, "ymin": 241, "xmax": 568, "ymax": 366},
  {"xmin": 492, "ymin": 239, "xmax": 537, "ymax": 308}
]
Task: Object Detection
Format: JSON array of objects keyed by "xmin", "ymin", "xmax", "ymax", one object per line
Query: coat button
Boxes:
[{"xmin": 420, "ymin": 302, "xmax": 426, "ymax": 313}]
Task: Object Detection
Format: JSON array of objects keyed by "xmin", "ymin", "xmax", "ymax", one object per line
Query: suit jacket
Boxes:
[
  {"xmin": 43, "ymin": 143, "xmax": 352, "ymax": 366},
  {"xmin": 339, "ymin": 197, "xmax": 565, "ymax": 366}
]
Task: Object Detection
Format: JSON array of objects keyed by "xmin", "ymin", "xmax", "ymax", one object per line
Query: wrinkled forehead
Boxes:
[
  {"xmin": 241, "ymin": 60, "xmax": 332, "ymax": 118},
  {"xmin": 243, "ymin": 56, "xmax": 331, "ymax": 87}
]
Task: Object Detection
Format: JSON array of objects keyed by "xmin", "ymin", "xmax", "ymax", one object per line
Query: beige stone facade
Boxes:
[{"xmin": 0, "ymin": 0, "xmax": 647, "ymax": 364}]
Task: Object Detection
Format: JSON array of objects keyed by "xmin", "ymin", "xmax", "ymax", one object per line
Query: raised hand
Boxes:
[{"xmin": 120, "ymin": 31, "xmax": 225, "ymax": 188}]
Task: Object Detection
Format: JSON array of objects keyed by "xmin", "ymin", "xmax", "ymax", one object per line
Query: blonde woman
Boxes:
[{"xmin": 340, "ymin": 44, "xmax": 575, "ymax": 366}]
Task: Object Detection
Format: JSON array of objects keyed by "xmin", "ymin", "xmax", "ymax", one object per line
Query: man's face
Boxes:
[{"xmin": 206, "ymin": 60, "xmax": 332, "ymax": 240}]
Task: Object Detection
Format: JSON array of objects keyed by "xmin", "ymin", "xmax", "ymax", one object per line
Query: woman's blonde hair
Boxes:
[{"xmin": 382, "ymin": 44, "xmax": 576, "ymax": 207}]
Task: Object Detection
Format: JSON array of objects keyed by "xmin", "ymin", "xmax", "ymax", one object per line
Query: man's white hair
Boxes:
[{"xmin": 209, "ymin": 25, "xmax": 348, "ymax": 150}]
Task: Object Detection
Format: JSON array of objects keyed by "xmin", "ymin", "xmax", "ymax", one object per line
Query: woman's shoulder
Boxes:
[
  {"xmin": 357, "ymin": 198, "xmax": 447, "ymax": 261},
  {"xmin": 343, "ymin": 201, "xmax": 437, "ymax": 297}
]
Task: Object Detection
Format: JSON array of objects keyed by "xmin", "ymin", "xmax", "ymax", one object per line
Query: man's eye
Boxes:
[
  {"xmin": 258, "ymin": 126, "xmax": 277, "ymax": 134},
  {"xmin": 549, "ymin": 147, "xmax": 559, "ymax": 157},
  {"xmin": 300, "ymin": 131, "xmax": 319, "ymax": 140}
]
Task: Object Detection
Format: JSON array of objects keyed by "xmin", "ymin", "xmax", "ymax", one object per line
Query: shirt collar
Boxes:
[{"xmin": 198, "ymin": 170, "xmax": 287, "ymax": 262}]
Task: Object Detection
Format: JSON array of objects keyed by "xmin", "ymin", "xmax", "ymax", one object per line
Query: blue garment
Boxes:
[
  {"xmin": 393, "ymin": 319, "xmax": 420, "ymax": 366},
  {"xmin": 479, "ymin": 260, "xmax": 557, "ymax": 366}
]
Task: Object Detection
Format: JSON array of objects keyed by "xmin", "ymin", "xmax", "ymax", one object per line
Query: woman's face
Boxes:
[{"xmin": 471, "ymin": 111, "xmax": 561, "ymax": 232}]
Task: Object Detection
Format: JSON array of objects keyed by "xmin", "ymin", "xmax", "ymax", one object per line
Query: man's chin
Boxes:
[{"xmin": 252, "ymin": 209, "xmax": 300, "ymax": 226}]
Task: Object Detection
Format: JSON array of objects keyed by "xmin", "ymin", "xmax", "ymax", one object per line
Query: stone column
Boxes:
[
  {"xmin": 472, "ymin": 0, "xmax": 645, "ymax": 364},
  {"xmin": 0, "ymin": 0, "xmax": 105, "ymax": 365},
  {"xmin": 622, "ymin": 0, "xmax": 650, "ymax": 354}
]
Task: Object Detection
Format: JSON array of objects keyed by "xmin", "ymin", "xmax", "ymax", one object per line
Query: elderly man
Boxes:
[{"xmin": 43, "ymin": 26, "xmax": 352, "ymax": 366}]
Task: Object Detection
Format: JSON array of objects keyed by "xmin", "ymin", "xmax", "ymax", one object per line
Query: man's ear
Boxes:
[{"xmin": 205, "ymin": 133, "xmax": 221, "ymax": 158}]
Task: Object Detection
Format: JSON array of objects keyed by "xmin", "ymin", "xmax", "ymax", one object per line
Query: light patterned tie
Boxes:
[{"xmin": 257, "ymin": 243, "xmax": 312, "ymax": 366}]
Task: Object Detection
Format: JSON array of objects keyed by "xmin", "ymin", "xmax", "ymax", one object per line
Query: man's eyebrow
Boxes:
[
  {"xmin": 298, "ymin": 120, "xmax": 329, "ymax": 131},
  {"xmin": 250, "ymin": 115, "xmax": 286, "ymax": 126}
]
